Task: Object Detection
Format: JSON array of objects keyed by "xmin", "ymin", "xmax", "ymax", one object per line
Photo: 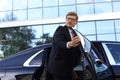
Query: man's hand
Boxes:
[{"xmin": 68, "ymin": 36, "xmax": 81, "ymax": 48}]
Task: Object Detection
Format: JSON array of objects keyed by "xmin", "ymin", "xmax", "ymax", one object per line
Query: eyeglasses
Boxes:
[{"xmin": 66, "ymin": 17, "xmax": 77, "ymax": 22}]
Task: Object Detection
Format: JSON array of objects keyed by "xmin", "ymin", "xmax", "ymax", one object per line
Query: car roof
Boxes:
[{"xmin": 91, "ymin": 40, "xmax": 120, "ymax": 43}]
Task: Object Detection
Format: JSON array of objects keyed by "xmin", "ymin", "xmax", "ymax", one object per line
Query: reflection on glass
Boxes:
[
  {"xmin": 43, "ymin": 0, "xmax": 58, "ymax": 7},
  {"xmin": 116, "ymin": 34, "xmax": 120, "ymax": 41},
  {"xmin": 31, "ymin": 39, "xmax": 42, "ymax": 47},
  {"xmin": 76, "ymin": 0, "xmax": 93, "ymax": 3},
  {"xmin": 31, "ymin": 25, "xmax": 43, "ymax": 38},
  {"xmin": 28, "ymin": 0, "xmax": 42, "ymax": 8},
  {"xmin": 86, "ymin": 35, "xmax": 96, "ymax": 41},
  {"xmin": 13, "ymin": 0, "xmax": 27, "ymax": 10},
  {"xmin": 96, "ymin": 20, "xmax": 114, "ymax": 34},
  {"xmin": 113, "ymin": 2, "xmax": 120, "ymax": 12},
  {"xmin": 28, "ymin": 8, "xmax": 42, "ymax": 20},
  {"xmin": 78, "ymin": 22, "xmax": 96, "ymax": 35},
  {"xmin": 59, "ymin": 0, "xmax": 75, "ymax": 5},
  {"xmin": 83, "ymin": 35, "xmax": 91, "ymax": 53},
  {"xmin": 59, "ymin": 5, "xmax": 76, "ymax": 17},
  {"xmin": 43, "ymin": 7, "xmax": 58, "ymax": 19},
  {"xmin": 0, "ymin": 26, "xmax": 35, "ymax": 57},
  {"xmin": 95, "ymin": 3, "xmax": 112, "ymax": 14},
  {"xmin": 43, "ymin": 24, "xmax": 58, "ymax": 37},
  {"xmin": 94, "ymin": 0, "xmax": 111, "ymax": 2},
  {"xmin": 0, "ymin": 0, "xmax": 12, "ymax": 11},
  {"xmin": 90, "ymin": 49, "xmax": 98, "ymax": 58},
  {"xmin": 0, "ymin": 12, "xmax": 12, "ymax": 20},
  {"xmin": 106, "ymin": 43, "xmax": 120, "ymax": 64},
  {"xmin": 97, "ymin": 34, "xmax": 115, "ymax": 41},
  {"xmin": 13, "ymin": 10, "xmax": 27, "ymax": 20},
  {"xmin": 77, "ymin": 4, "xmax": 94, "ymax": 16},
  {"xmin": 115, "ymin": 20, "xmax": 120, "ymax": 33}
]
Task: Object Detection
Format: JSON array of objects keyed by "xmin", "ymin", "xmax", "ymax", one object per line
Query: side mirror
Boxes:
[
  {"xmin": 95, "ymin": 59, "xmax": 102, "ymax": 66},
  {"xmin": 94, "ymin": 59, "xmax": 107, "ymax": 73}
]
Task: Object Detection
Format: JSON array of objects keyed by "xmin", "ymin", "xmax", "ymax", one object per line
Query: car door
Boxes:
[
  {"xmin": 92, "ymin": 42, "xmax": 117, "ymax": 80},
  {"xmin": 81, "ymin": 40, "xmax": 99, "ymax": 80},
  {"xmin": 74, "ymin": 30, "xmax": 109, "ymax": 80},
  {"xmin": 74, "ymin": 31, "xmax": 98, "ymax": 80}
]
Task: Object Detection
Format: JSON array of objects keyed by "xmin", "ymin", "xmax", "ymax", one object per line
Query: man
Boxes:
[{"xmin": 47, "ymin": 11, "xmax": 82, "ymax": 80}]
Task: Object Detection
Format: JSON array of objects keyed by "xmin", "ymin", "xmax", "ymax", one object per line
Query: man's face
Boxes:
[{"xmin": 66, "ymin": 15, "xmax": 78, "ymax": 28}]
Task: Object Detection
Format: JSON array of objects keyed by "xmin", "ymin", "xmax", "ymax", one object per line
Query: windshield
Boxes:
[{"xmin": 102, "ymin": 42, "xmax": 120, "ymax": 64}]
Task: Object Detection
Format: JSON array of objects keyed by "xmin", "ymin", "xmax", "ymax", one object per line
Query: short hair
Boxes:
[{"xmin": 66, "ymin": 11, "xmax": 78, "ymax": 20}]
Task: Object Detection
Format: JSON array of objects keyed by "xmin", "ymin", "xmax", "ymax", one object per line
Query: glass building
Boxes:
[{"xmin": 0, "ymin": 0, "xmax": 120, "ymax": 53}]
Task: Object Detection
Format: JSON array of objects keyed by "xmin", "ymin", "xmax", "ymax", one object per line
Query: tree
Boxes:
[
  {"xmin": 0, "ymin": 27, "xmax": 35, "ymax": 57},
  {"xmin": 35, "ymin": 33, "xmax": 52, "ymax": 45},
  {"xmin": 0, "ymin": 12, "xmax": 52, "ymax": 58},
  {"xmin": 0, "ymin": 13, "xmax": 35, "ymax": 58}
]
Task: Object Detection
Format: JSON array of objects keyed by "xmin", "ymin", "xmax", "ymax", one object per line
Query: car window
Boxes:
[
  {"xmin": 23, "ymin": 49, "xmax": 44, "ymax": 67},
  {"xmin": 75, "ymin": 30, "xmax": 91, "ymax": 53},
  {"xmin": 32, "ymin": 47, "xmax": 52, "ymax": 80},
  {"xmin": 0, "ymin": 46, "xmax": 43, "ymax": 68},
  {"xmin": 106, "ymin": 43, "xmax": 120, "ymax": 64},
  {"xmin": 29, "ymin": 50, "xmax": 44, "ymax": 66},
  {"xmin": 90, "ymin": 49, "xmax": 98, "ymax": 58}
]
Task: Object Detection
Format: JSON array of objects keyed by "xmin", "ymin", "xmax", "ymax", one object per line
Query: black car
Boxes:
[
  {"xmin": 0, "ymin": 32, "xmax": 120, "ymax": 80},
  {"xmin": 92, "ymin": 41, "xmax": 120, "ymax": 80}
]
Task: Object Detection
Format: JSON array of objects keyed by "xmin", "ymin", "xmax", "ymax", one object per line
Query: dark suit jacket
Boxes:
[{"xmin": 47, "ymin": 25, "xmax": 81, "ymax": 76}]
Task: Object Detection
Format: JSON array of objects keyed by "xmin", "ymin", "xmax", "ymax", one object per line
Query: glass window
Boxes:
[
  {"xmin": 113, "ymin": 2, "xmax": 120, "ymax": 12},
  {"xmin": 0, "ymin": 0, "xmax": 12, "ymax": 11},
  {"xmin": 94, "ymin": 0, "xmax": 111, "ymax": 2},
  {"xmin": 95, "ymin": 3, "xmax": 112, "ymax": 14},
  {"xmin": 13, "ymin": 10, "xmax": 27, "ymax": 21},
  {"xmin": 31, "ymin": 25, "xmax": 43, "ymax": 38},
  {"xmin": 59, "ymin": 0, "xmax": 75, "ymax": 5},
  {"xmin": 30, "ymin": 49, "xmax": 43, "ymax": 65},
  {"xmin": 31, "ymin": 39, "xmax": 43, "ymax": 47},
  {"xmin": 111, "ymin": 0, "xmax": 119, "ymax": 2},
  {"xmin": 13, "ymin": 0, "xmax": 27, "ymax": 10},
  {"xmin": 76, "ymin": 0, "xmax": 93, "ymax": 3},
  {"xmin": 43, "ymin": 7, "xmax": 58, "ymax": 19},
  {"xmin": 115, "ymin": 20, "xmax": 120, "ymax": 33},
  {"xmin": 28, "ymin": 8, "xmax": 42, "ymax": 20},
  {"xmin": 77, "ymin": 4, "xmax": 94, "ymax": 16},
  {"xmin": 96, "ymin": 20, "xmax": 114, "ymax": 34},
  {"xmin": 43, "ymin": 0, "xmax": 58, "ymax": 7},
  {"xmin": 59, "ymin": 5, "xmax": 76, "ymax": 17},
  {"xmin": 43, "ymin": 24, "xmax": 59, "ymax": 37},
  {"xmin": 97, "ymin": 34, "xmax": 115, "ymax": 41},
  {"xmin": 116, "ymin": 34, "xmax": 120, "ymax": 41},
  {"xmin": 0, "ymin": 11, "xmax": 12, "ymax": 21},
  {"xmin": 59, "ymin": 23, "xmax": 66, "ymax": 26},
  {"xmin": 86, "ymin": 35, "xmax": 96, "ymax": 41},
  {"xmin": 28, "ymin": 0, "xmax": 42, "ymax": 8},
  {"xmin": 78, "ymin": 22, "xmax": 96, "ymax": 35},
  {"xmin": 106, "ymin": 43, "xmax": 120, "ymax": 64}
]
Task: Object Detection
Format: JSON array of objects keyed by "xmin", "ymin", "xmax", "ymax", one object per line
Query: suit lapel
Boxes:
[{"xmin": 64, "ymin": 25, "xmax": 71, "ymax": 41}]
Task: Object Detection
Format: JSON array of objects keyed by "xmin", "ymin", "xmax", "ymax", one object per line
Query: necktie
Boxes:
[
  {"xmin": 70, "ymin": 28, "xmax": 77, "ymax": 37},
  {"xmin": 70, "ymin": 28, "xmax": 84, "ymax": 62}
]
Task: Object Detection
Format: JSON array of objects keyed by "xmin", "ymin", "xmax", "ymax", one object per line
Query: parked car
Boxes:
[
  {"xmin": 0, "ymin": 32, "xmax": 120, "ymax": 80},
  {"xmin": 92, "ymin": 41, "xmax": 120, "ymax": 80}
]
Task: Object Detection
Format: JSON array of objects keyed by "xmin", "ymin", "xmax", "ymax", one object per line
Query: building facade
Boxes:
[{"xmin": 0, "ymin": 0, "xmax": 120, "ymax": 48}]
